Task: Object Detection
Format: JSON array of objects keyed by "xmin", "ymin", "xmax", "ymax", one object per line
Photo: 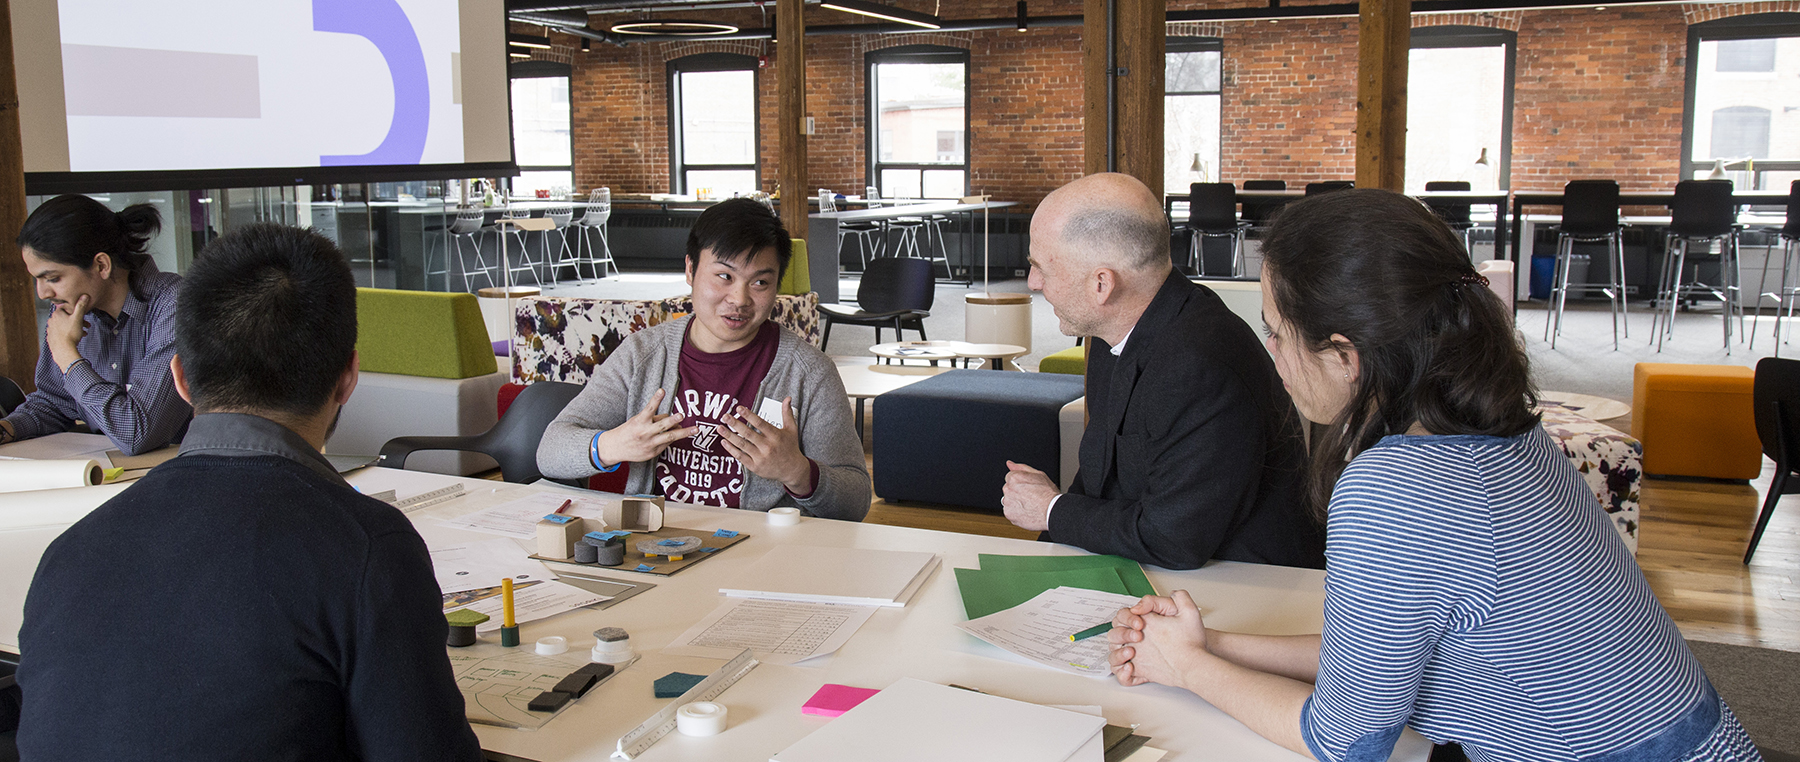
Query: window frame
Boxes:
[
  {"xmin": 1164, "ymin": 36, "xmax": 1222, "ymax": 193},
  {"xmin": 1681, "ymin": 13, "xmax": 1800, "ymax": 184},
  {"xmin": 865, "ymin": 44, "xmax": 972, "ymax": 199},
  {"xmin": 667, "ymin": 52, "xmax": 762, "ymax": 196},
  {"xmin": 1407, "ymin": 25, "xmax": 1517, "ymax": 191},
  {"xmin": 508, "ymin": 60, "xmax": 575, "ymax": 194}
]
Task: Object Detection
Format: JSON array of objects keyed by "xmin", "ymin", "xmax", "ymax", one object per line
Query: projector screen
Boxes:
[{"xmin": 14, "ymin": 0, "xmax": 516, "ymax": 193}]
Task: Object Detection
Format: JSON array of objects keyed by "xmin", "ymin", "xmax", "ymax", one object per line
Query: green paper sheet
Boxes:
[
  {"xmin": 954, "ymin": 566, "xmax": 1131, "ymax": 620},
  {"xmin": 975, "ymin": 554, "xmax": 1158, "ymax": 598}
]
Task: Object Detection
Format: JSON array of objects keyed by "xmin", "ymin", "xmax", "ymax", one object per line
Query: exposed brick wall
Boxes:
[
  {"xmin": 1684, "ymin": 1, "xmax": 1800, "ymax": 23},
  {"xmin": 1218, "ymin": 17, "xmax": 1361, "ymax": 186}
]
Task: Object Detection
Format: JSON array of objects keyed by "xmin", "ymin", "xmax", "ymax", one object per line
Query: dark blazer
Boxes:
[{"xmin": 1046, "ymin": 271, "xmax": 1326, "ymax": 570}]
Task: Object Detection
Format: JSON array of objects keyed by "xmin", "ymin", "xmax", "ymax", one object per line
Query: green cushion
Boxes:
[
  {"xmin": 779, "ymin": 238, "xmax": 811, "ymax": 296},
  {"xmin": 355, "ymin": 288, "xmax": 499, "ymax": 379},
  {"xmin": 1039, "ymin": 345, "xmax": 1087, "ymax": 375}
]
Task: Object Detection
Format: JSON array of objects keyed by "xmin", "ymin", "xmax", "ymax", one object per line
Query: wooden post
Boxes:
[
  {"xmin": 1355, "ymin": 0, "xmax": 1409, "ymax": 191},
  {"xmin": 0, "ymin": 0, "xmax": 36, "ymax": 391},
  {"xmin": 777, "ymin": 0, "xmax": 807, "ymax": 237},
  {"xmin": 1081, "ymin": 0, "xmax": 1163, "ymax": 192}
]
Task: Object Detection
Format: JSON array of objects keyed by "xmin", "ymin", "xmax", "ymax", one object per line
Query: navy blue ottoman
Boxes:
[{"xmin": 873, "ymin": 369, "xmax": 1085, "ymax": 512}]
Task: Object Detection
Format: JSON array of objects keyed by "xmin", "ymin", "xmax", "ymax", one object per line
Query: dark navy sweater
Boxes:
[{"xmin": 16, "ymin": 414, "xmax": 480, "ymax": 761}]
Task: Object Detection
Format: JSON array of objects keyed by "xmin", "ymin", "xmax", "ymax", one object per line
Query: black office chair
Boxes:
[
  {"xmin": 1305, "ymin": 180, "xmax": 1355, "ymax": 195},
  {"xmin": 819, "ymin": 256, "xmax": 935, "ymax": 349},
  {"xmin": 1653, "ymin": 179, "xmax": 1741, "ymax": 353},
  {"xmin": 1749, "ymin": 357, "xmax": 1800, "ymax": 564},
  {"xmin": 0, "ymin": 377, "xmax": 23, "ymax": 416},
  {"xmin": 1185, "ymin": 183, "xmax": 1250, "ymax": 277},
  {"xmin": 1239, "ymin": 179, "xmax": 1287, "ymax": 237},
  {"xmin": 1545, "ymin": 179, "xmax": 1627, "ymax": 350},
  {"xmin": 1423, "ymin": 180, "xmax": 1477, "ymax": 256},
  {"xmin": 1751, "ymin": 180, "xmax": 1800, "ymax": 355},
  {"xmin": 378, "ymin": 381, "xmax": 582, "ymax": 484}
]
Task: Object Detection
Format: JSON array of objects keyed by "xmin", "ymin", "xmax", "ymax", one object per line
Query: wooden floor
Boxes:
[{"xmin": 867, "ymin": 464, "xmax": 1800, "ymax": 653}]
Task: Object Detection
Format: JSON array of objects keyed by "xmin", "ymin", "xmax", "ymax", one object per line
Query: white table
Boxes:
[
  {"xmin": 344, "ymin": 468, "xmax": 1430, "ymax": 762},
  {"xmin": 833, "ymin": 357, "xmax": 951, "ymax": 437}
]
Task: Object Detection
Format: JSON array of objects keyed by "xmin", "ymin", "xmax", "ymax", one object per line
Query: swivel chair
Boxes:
[{"xmin": 378, "ymin": 381, "xmax": 582, "ymax": 484}]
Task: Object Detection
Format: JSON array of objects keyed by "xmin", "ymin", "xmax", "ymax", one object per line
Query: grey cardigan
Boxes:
[{"xmin": 537, "ymin": 316, "xmax": 871, "ymax": 521}]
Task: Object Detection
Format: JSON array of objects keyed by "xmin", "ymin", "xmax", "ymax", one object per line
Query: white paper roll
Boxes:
[
  {"xmin": 0, "ymin": 459, "xmax": 104, "ymax": 494},
  {"xmin": 0, "ymin": 481, "xmax": 128, "ymax": 532},
  {"xmin": 677, "ymin": 701, "xmax": 728, "ymax": 736},
  {"xmin": 767, "ymin": 507, "xmax": 801, "ymax": 526}
]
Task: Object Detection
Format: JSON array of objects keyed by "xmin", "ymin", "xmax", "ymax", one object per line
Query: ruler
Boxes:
[
  {"xmin": 612, "ymin": 648, "xmax": 758, "ymax": 760},
  {"xmin": 393, "ymin": 483, "xmax": 466, "ymax": 514}
]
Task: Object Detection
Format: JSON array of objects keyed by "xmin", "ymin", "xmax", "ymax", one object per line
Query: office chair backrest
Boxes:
[
  {"xmin": 856, "ymin": 256, "xmax": 936, "ymax": 315},
  {"xmin": 1561, "ymin": 179, "xmax": 1621, "ymax": 237},
  {"xmin": 1424, "ymin": 180, "xmax": 1474, "ymax": 226},
  {"xmin": 1305, "ymin": 181, "xmax": 1354, "ymax": 196},
  {"xmin": 377, "ymin": 381, "xmax": 583, "ymax": 483},
  {"xmin": 1240, "ymin": 180, "xmax": 1286, "ymax": 224},
  {"xmin": 1784, "ymin": 179, "xmax": 1799, "ymax": 240},
  {"xmin": 1756, "ymin": 357, "xmax": 1800, "ymax": 474},
  {"xmin": 1187, "ymin": 183, "xmax": 1239, "ymax": 232},
  {"xmin": 546, "ymin": 205, "xmax": 574, "ymax": 228},
  {"xmin": 1670, "ymin": 179, "xmax": 1736, "ymax": 239},
  {"xmin": 1242, "ymin": 180, "xmax": 1285, "ymax": 191},
  {"xmin": 0, "ymin": 376, "xmax": 23, "ymax": 416}
]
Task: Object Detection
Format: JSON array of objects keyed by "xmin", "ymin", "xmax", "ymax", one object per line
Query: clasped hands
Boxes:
[
  {"xmin": 1106, "ymin": 590, "xmax": 1211, "ymax": 691},
  {"xmin": 594, "ymin": 389, "xmax": 813, "ymax": 493}
]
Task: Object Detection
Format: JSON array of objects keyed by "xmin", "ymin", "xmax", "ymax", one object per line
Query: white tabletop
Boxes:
[
  {"xmin": 345, "ymin": 468, "xmax": 1430, "ymax": 762},
  {"xmin": 833, "ymin": 357, "xmax": 950, "ymax": 399}
]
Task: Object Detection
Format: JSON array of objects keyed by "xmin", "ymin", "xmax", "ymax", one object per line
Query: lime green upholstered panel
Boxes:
[
  {"xmin": 1039, "ymin": 345, "xmax": 1087, "ymax": 375},
  {"xmin": 355, "ymin": 288, "xmax": 499, "ymax": 379},
  {"xmin": 780, "ymin": 238, "xmax": 811, "ymax": 296}
]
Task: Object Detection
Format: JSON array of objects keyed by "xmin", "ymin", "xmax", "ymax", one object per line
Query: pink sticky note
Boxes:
[{"xmin": 801, "ymin": 684, "xmax": 881, "ymax": 717}]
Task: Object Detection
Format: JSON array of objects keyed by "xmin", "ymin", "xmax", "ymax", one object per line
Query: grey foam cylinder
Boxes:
[
  {"xmin": 594, "ymin": 538, "xmax": 625, "ymax": 566},
  {"xmin": 573, "ymin": 540, "xmax": 600, "ymax": 564}
]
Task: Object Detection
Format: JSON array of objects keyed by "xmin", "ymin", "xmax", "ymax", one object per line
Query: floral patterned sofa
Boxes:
[
  {"xmin": 510, "ymin": 294, "xmax": 821, "ymax": 385},
  {"xmin": 1540, "ymin": 402, "xmax": 1642, "ymax": 555}
]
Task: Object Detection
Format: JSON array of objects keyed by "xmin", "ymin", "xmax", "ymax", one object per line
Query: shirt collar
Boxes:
[
  {"xmin": 1110, "ymin": 326, "xmax": 1135, "ymax": 356},
  {"xmin": 177, "ymin": 412, "xmax": 345, "ymax": 485},
  {"xmin": 101, "ymin": 262, "xmax": 161, "ymax": 326}
]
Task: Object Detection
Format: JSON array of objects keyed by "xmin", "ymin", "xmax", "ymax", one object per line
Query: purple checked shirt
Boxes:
[{"xmin": 3, "ymin": 268, "xmax": 191, "ymax": 455}]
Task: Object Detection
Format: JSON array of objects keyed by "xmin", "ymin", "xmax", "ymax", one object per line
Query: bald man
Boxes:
[{"xmin": 1001, "ymin": 173, "xmax": 1325, "ymax": 570}]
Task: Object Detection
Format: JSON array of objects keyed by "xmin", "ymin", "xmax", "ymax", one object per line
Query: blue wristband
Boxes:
[{"xmin": 590, "ymin": 430, "xmax": 621, "ymax": 473}]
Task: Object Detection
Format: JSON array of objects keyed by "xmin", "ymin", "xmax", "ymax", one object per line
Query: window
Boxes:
[
  {"xmin": 1164, "ymin": 38, "xmax": 1221, "ymax": 195},
  {"xmin": 1404, "ymin": 27, "xmax": 1515, "ymax": 192},
  {"xmin": 1684, "ymin": 13, "xmax": 1800, "ymax": 190},
  {"xmin": 669, "ymin": 53, "xmax": 759, "ymax": 198},
  {"xmin": 868, "ymin": 46, "xmax": 969, "ymax": 199},
  {"xmin": 509, "ymin": 61, "xmax": 574, "ymax": 198}
]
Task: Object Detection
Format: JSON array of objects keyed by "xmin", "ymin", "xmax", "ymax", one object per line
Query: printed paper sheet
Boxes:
[
  {"xmin": 663, "ymin": 596, "xmax": 878, "ymax": 665},
  {"xmin": 954, "ymin": 586, "xmax": 1142, "ymax": 677}
]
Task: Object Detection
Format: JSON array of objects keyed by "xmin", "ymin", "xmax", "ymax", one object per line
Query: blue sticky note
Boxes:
[
  {"xmin": 635, "ymin": 563, "xmax": 656, "ymax": 572},
  {"xmin": 543, "ymin": 514, "xmax": 576, "ymax": 524},
  {"xmin": 699, "ymin": 547, "xmax": 719, "ymax": 553},
  {"xmin": 713, "ymin": 529, "xmax": 739, "ymax": 538},
  {"xmin": 584, "ymin": 531, "xmax": 610, "ymax": 543}
]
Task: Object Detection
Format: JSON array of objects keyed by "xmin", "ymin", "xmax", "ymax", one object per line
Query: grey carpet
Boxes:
[{"xmin": 1688, "ymin": 639, "xmax": 1800, "ymax": 755}]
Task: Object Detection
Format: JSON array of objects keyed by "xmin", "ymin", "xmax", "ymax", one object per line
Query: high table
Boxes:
[
  {"xmin": 1164, "ymin": 189, "xmax": 1513, "ymax": 271},
  {"xmin": 807, "ymin": 200, "xmax": 1021, "ymax": 304},
  {"xmin": 348, "ymin": 468, "xmax": 1431, "ymax": 762}
]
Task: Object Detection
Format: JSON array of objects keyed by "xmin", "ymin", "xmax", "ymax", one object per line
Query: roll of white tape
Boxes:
[
  {"xmin": 767, "ymin": 507, "xmax": 801, "ymax": 526},
  {"xmin": 535, "ymin": 636, "xmax": 568, "ymax": 655},
  {"xmin": 676, "ymin": 701, "xmax": 728, "ymax": 736}
]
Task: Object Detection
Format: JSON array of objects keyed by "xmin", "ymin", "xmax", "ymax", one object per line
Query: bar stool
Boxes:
[
  {"xmin": 1185, "ymin": 182, "xmax": 1250, "ymax": 277},
  {"xmin": 1546, "ymin": 180, "xmax": 1627, "ymax": 350},
  {"xmin": 820, "ymin": 190, "xmax": 885, "ymax": 271},
  {"xmin": 540, "ymin": 204, "xmax": 577, "ymax": 284},
  {"xmin": 447, "ymin": 208, "xmax": 497, "ymax": 292},
  {"xmin": 1240, "ymin": 179, "xmax": 1286, "ymax": 238},
  {"xmin": 1653, "ymin": 179, "xmax": 1742, "ymax": 353},
  {"xmin": 568, "ymin": 188, "xmax": 618, "ymax": 280},
  {"xmin": 1752, "ymin": 180, "xmax": 1800, "ymax": 355},
  {"xmin": 423, "ymin": 211, "xmax": 453, "ymax": 291},
  {"xmin": 1423, "ymin": 180, "xmax": 1477, "ymax": 257},
  {"xmin": 489, "ymin": 207, "xmax": 540, "ymax": 287}
]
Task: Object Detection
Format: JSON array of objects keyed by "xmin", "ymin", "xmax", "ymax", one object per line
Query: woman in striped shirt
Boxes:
[{"xmin": 1106, "ymin": 189, "xmax": 1759, "ymax": 762}]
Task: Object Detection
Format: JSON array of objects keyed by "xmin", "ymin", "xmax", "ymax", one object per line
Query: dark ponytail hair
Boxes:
[
  {"xmin": 1260, "ymin": 188, "xmax": 1539, "ymax": 517},
  {"xmin": 17, "ymin": 194, "xmax": 163, "ymax": 294}
]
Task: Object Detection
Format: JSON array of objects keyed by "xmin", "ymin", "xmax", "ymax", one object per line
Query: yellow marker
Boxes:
[{"xmin": 499, "ymin": 577, "xmax": 520, "ymax": 647}]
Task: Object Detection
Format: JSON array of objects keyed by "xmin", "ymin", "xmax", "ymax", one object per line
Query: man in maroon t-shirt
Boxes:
[{"xmin": 654, "ymin": 320, "xmax": 782, "ymax": 506}]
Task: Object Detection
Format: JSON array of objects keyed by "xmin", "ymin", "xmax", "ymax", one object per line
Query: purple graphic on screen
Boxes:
[{"xmin": 313, "ymin": 0, "xmax": 430, "ymax": 165}]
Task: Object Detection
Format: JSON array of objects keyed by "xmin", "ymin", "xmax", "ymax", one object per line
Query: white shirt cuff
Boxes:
[{"xmin": 1044, "ymin": 493, "xmax": 1063, "ymax": 525}]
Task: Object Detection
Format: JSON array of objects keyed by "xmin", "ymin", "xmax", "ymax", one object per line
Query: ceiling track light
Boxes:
[
  {"xmin": 820, "ymin": 0, "xmax": 944, "ymax": 30},
  {"xmin": 507, "ymin": 32, "xmax": 552, "ymax": 50},
  {"xmin": 609, "ymin": 19, "xmax": 741, "ymax": 36}
]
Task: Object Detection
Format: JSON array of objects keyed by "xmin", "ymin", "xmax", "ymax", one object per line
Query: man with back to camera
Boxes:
[
  {"xmin": 16, "ymin": 224, "xmax": 482, "ymax": 761},
  {"xmin": 538, "ymin": 198, "xmax": 871, "ymax": 518},
  {"xmin": 999, "ymin": 173, "xmax": 1326, "ymax": 570}
]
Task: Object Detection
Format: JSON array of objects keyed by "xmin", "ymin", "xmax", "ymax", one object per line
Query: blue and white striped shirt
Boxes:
[
  {"xmin": 3, "ymin": 269, "xmax": 191, "ymax": 455},
  {"xmin": 1301, "ymin": 427, "xmax": 1758, "ymax": 762}
]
